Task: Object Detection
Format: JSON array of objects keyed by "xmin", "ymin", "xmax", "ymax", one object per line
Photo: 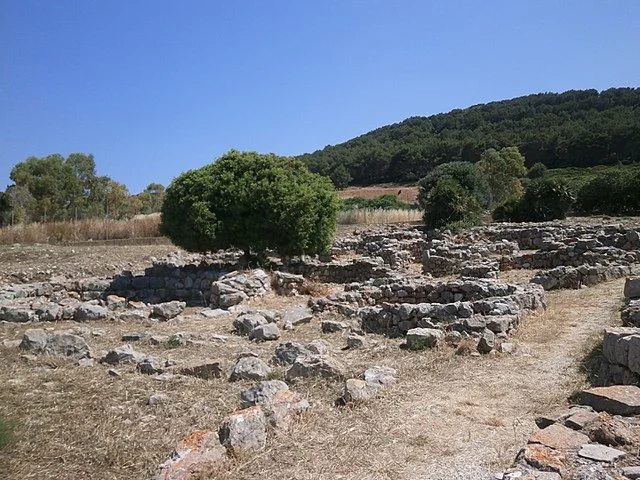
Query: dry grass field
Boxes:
[
  {"xmin": 0, "ymin": 239, "xmax": 629, "ymax": 480},
  {"xmin": 338, "ymin": 185, "xmax": 419, "ymax": 204}
]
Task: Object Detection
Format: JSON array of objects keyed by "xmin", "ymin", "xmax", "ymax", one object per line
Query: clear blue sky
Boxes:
[{"xmin": 1, "ymin": 0, "xmax": 639, "ymax": 193}]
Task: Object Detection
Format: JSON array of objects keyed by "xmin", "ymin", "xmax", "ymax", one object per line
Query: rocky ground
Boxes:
[{"xmin": 0, "ymin": 223, "xmax": 639, "ymax": 480}]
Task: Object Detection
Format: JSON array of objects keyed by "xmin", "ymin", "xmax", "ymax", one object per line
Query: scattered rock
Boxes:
[
  {"xmin": 233, "ymin": 313, "xmax": 268, "ymax": 335},
  {"xmin": 578, "ymin": 385, "xmax": 640, "ymax": 415},
  {"xmin": 477, "ymin": 329, "xmax": 496, "ymax": 354},
  {"xmin": 218, "ymin": 406, "xmax": 267, "ymax": 453},
  {"xmin": 282, "ymin": 306, "xmax": 313, "ymax": 326},
  {"xmin": 577, "ymin": 443, "xmax": 625, "ymax": 462},
  {"xmin": 342, "ymin": 378, "xmax": 381, "ymax": 402},
  {"xmin": 240, "ymin": 380, "xmax": 289, "ymax": 409},
  {"xmin": 122, "ymin": 332, "xmax": 147, "ymax": 342},
  {"xmin": 622, "ymin": 466, "xmax": 640, "ymax": 479},
  {"xmin": 248, "ymin": 323, "xmax": 281, "ymax": 341},
  {"xmin": 178, "ymin": 359, "xmax": 223, "ymax": 380},
  {"xmin": 228, "ymin": 356, "xmax": 271, "ymax": 382},
  {"xmin": 152, "ymin": 301, "xmax": 186, "ymax": 320},
  {"xmin": 285, "ymin": 354, "xmax": 347, "ymax": 381},
  {"xmin": 521, "ymin": 443, "xmax": 566, "ymax": 475},
  {"xmin": 346, "ymin": 334, "xmax": 367, "ymax": 349},
  {"xmin": 137, "ymin": 357, "xmax": 165, "ymax": 375},
  {"xmin": 74, "ymin": 302, "xmax": 109, "ymax": 321},
  {"xmin": 363, "ymin": 366, "xmax": 397, "ymax": 386},
  {"xmin": 148, "ymin": 393, "xmax": 169, "ymax": 406},
  {"xmin": 20, "ymin": 329, "xmax": 93, "ymax": 360},
  {"xmin": 624, "ymin": 277, "xmax": 640, "ymax": 299},
  {"xmin": 102, "ymin": 345, "xmax": 143, "ymax": 365},
  {"xmin": 153, "ymin": 430, "xmax": 227, "ymax": 480},
  {"xmin": 527, "ymin": 424, "xmax": 590, "ymax": 450},
  {"xmin": 108, "ymin": 369, "xmax": 121, "ymax": 377},
  {"xmin": 564, "ymin": 410, "xmax": 599, "ymax": 430},
  {"xmin": 405, "ymin": 327, "xmax": 443, "ymax": 350},
  {"xmin": 199, "ymin": 308, "xmax": 230, "ymax": 319},
  {"xmin": 321, "ymin": 320, "xmax": 349, "ymax": 333}
]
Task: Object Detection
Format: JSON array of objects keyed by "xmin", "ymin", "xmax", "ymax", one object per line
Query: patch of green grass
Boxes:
[{"xmin": 0, "ymin": 415, "xmax": 16, "ymax": 449}]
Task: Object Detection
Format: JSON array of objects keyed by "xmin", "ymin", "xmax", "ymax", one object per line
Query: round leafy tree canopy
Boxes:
[{"xmin": 160, "ymin": 150, "xmax": 340, "ymax": 258}]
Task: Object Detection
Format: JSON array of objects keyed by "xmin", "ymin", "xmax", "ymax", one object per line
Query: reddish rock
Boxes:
[
  {"xmin": 522, "ymin": 443, "xmax": 566, "ymax": 475},
  {"xmin": 528, "ymin": 424, "xmax": 590, "ymax": 450},
  {"xmin": 267, "ymin": 389, "xmax": 310, "ymax": 432},
  {"xmin": 564, "ymin": 410, "xmax": 599, "ymax": 430},
  {"xmin": 585, "ymin": 412, "xmax": 638, "ymax": 446},
  {"xmin": 154, "ymin": 430, "xmax": 227, "ymax": 480},
  {"xmin": 578, "ymin": 385, "xmax": 640, "ymax": 416}
]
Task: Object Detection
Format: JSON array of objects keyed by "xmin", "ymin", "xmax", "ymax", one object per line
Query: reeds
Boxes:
[
  {"xmin": 338, "ymin": 208, "xmax": 423, "ymax": 225},
  {"xmin": 0, "ymin": 213, "xmax": 161, "ymax": 245}
]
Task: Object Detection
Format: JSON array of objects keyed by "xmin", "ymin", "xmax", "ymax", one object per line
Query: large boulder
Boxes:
[
  {"xmin": 19, "ymin": 329, "xmax": 92, "ymax": 360},
  {"xmin": 240, "ymin": 380, "xmax": 290, "ymax": 409},
  {"xmin": 233, "ymin": 313, "xmax": 268, "ymax": 335},
  {"xmin": 248, "ymin": 323, "xmax": 281, "ymax": 341}
]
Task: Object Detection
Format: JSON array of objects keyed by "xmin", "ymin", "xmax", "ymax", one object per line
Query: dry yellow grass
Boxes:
[
  {"xmin": 0, "ymin": 278, "xmax": 627, "ymax": 480},
  {"xmin": 338, "ymin": 208, "xmax": 423, "ymax": 225},
  {"xmin": 339, "ymin": 186, "xmax": 419, "ymax": 204},
  {"xmin": 0, "ymin": 214, "xmax": 162, "ymax": 245}
]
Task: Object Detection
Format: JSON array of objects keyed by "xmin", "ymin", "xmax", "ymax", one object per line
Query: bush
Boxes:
[
  {"xmin": 160, "ymin": 150, "xmax": 340, "ymax": 260},
  {"xmin": 418, "ymin": 161, "xmax": 492, "ymax": 209},
  {"xmin": 576, "ymin": 171, "xmax": 640, "ymax": 215},
  {"xmin": 341, "ymin": 194, "xmax": 412, "ymax": 211},
  {"xmin": 422, "ymin": 178, "xmax": 482, "ymax": 229},
  {"xmin": 527, "ymin": 162, "xmax": 548, "ymax": 179},
  {"xmin": 493, "ymin": 178, "xmax": 575, "ymax": 222}
]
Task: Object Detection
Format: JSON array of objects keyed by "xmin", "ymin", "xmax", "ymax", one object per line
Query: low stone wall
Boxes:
[
  {"xmin": 599, "ymin": 327, "xmax": 640, "ymax": 386},
  {"xmin": 530, "ymin": 263, "xmax": 636, "ymax": 291},
  {"xmin": 281, "ymin": 257, "xmax": 395, "ymax": 284},
  {"xmin": 622, "ymin": 299, "xmax": 640, "ymax": 327},
  {"xmin": 332, "ymin": 226, "xmax": 427, "ymax": 264},
  {"xmin": 310, "ymin": 278, "xmax": 546, "ymax": 337}
]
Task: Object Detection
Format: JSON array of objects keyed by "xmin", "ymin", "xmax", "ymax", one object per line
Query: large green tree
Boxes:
[{"xmin": 160, "ymin": 150, "xmax": 340, "ymax": 260}]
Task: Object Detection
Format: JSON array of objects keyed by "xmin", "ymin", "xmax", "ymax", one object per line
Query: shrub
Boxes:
[
  {"xmin": 160, "ymin": 151, "xmax": 340, "ymax": 260},
  {"xmin": 422, "ymin": 178, "xmax": 482, "ymax": 229},
  {"xmin": 493, "ymin": 178, "xmax": 575, "ymax": 222},
  {"xmin": 418, "ymin": 161, "xmax": 492, "ymax": 209},
  {"xmin": 576, "ymin": 171, "xmax": 640, "ymax": 215},
  {"xmin": 527, "ymin": 162, "xmax": 548, "ymax": 179}
]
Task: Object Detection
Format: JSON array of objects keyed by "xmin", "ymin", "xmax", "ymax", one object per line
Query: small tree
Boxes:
[
  {"xmin": 422, "ymin": 178, "xmax": 482, "ymax": 229},
  {"xmin": 418, "ymin": 161, "xmax": 492, "ymax": 209},
  {"xmin": 477, "ymin": 147, "xmax": 527, "ymax": 205},
  {"xmin": 160, "ymin": 151, "xmax": 340, "ymax": 260},
  {"xmin": 527, "ymin": 162, "xmax": 548, "ymax": 179},
  {"xmin": 493, "ymin": 178, "xmax": 575, "ymax": 222}
]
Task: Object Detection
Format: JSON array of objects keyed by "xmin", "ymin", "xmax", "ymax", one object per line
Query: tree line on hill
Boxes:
[
  {"xmin": 0, "ymin": 153, "xmax": 165, "ymax": 226},
  {"xmin": 297, "ymin": 87, "xmax": 640, "ymax": 187}
]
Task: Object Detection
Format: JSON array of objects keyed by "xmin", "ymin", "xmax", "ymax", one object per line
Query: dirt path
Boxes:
[{"xmin": 224, "ymin": 279, "xmax": 625, "ymax": 480}]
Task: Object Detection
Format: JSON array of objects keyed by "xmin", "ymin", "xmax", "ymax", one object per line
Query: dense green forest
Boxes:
[{"xmin": 297, "ymin": 88, "xmax": 640, "ymax": 186}]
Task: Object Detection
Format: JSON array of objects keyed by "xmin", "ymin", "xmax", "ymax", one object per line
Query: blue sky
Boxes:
[{"xmin": 1, "ymin": 1, "xmax": 639, "ymax": 193}]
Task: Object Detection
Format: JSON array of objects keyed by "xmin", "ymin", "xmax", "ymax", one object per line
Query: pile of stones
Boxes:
[{"xmin": 497, "ymin": 385, "xmax": 640, "ymax": 480}]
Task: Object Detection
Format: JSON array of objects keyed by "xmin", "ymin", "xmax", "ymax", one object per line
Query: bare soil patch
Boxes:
[{"xmin": 0, "ymin": 243, "xmax": 629, "ymax": 479}]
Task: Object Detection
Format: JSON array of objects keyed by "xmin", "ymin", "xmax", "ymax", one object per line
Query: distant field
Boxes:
[{"xmin": 338, "ymin": 185, "xmax": 419, "ymax": 204}]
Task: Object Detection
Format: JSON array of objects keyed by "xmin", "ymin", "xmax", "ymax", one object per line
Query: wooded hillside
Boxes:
[{"xmin": 297, "ymin": 88, "xmax": 640, "ymax": 186}]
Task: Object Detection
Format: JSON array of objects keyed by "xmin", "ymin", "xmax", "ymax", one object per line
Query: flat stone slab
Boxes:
[
  {"xmin": 564, "ymin": 410, "xmax": 599, "ymax": 430},
  {"xmin": 577, "ymin": 385, "xmax": 640, "ymax": 415},
  {"xmin": 527, "ymin": 424, "xmax": 590, "ymax": 450},
  {"xmin": 577, "ymin": 443, "xmax": 625, "ymax": 462}
]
